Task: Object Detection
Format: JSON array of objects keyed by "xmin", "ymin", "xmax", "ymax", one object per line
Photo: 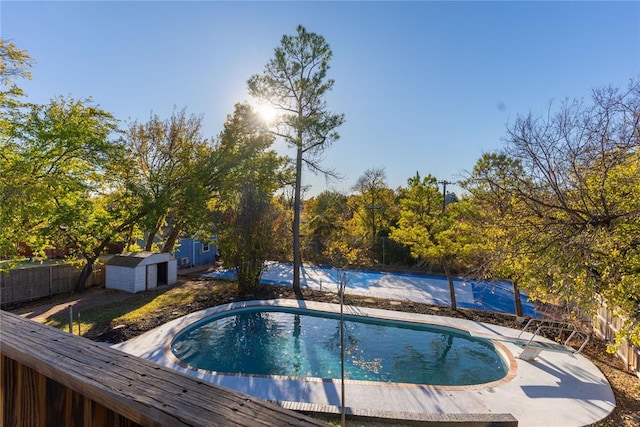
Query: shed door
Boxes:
[
  {"xmin": 157, "ymin": 262, "xmax": 168, "ymax": 285},
  {"xmin": 146, "ymin": 264, "xmax": 158, "ymax": 290}
]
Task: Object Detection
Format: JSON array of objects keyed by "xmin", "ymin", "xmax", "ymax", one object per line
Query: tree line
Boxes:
[
  {"xmin": 303, "ymin": 79, "xmax": 640, "ymax": 347},
  {"xmin": 0, "ymin": 38, "xmax": 289, "ymax": 291},
  {"xmin": 1, "ymin": 32, "xmax": 638, "ymax": 347}
]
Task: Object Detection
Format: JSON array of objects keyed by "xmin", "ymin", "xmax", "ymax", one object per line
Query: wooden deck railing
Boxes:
[{"xmin": 0, "ymin": 311, "xmax": 327, "ymax": 427}]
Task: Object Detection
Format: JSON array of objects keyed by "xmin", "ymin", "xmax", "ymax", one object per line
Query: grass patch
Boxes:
[
  {"xmin": 43, "ymin": 282, "xmax": 226, "ymax": 338},
  {"xmin": 115, "ymin": 285, "xmax": 210, "ymax": 323},
  {"xmin": 43, "ymin": 295, "xmax": 149, "ymax": 334}
]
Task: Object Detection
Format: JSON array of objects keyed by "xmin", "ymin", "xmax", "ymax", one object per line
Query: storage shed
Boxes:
[{"xmin": 106, "ymin": 252, "xmax": 177, "ymax": 293}]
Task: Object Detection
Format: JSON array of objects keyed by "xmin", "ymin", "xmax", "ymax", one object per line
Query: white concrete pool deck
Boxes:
[{"xmin": 113, "ymin": 300, "xmax": 615, "ymax": 427}]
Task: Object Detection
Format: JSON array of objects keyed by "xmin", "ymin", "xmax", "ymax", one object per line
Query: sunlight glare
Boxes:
[{"xmin": 255, "ymin": 102, "xmax": 279, "ymax": 124}]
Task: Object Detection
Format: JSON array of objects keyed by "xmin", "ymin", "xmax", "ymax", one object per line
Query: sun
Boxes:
[{"xmin": 254, "ymin": 102, "xmax": 279, "ymax": 124}]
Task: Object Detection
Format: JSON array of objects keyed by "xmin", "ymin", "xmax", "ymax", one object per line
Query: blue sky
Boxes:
[{"xmin": 3, "ymin": 1, "xmax": 639, "ymax": 197}]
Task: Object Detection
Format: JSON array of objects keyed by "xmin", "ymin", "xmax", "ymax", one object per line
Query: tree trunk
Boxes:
[
  {"xmin": 162, "ymin": 226, "xmax": 181, "ymax": 253},
  {"xmin": 75, "ymin": 260, "xmax": 94, "ymax": 293},
  {"xmin": 145, "ymin": 218, "xmax": 162, "ymax": 251},
  {"xmin": 124, "ymin": 224, "xmax": 136, "ymax": 252},
  {"xmin": 75, "ymin": 237, "xmax": 113, "ymax": 293},
  {"xmin": 513, "ymin": 280, "xmax": 524, "ymax": 318},
  {"xmin": 442, "ymin": 261, "xmax": 457, "ymax": 311},
  {"xmin": 292, "ymin": 145, "xmax": 303, "ymax": 299},
  {"xmin": 74, "ymin": 212, "xmax": 150, "ymax": 292}
]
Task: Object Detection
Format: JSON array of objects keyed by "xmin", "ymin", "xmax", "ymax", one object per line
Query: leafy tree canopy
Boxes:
[{"xmin": 464, "ymin": 79, "xmax": 640, "ymax": 344}]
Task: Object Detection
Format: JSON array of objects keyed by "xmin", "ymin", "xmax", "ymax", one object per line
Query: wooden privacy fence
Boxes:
[
  {"xmin": 0, "ymin": 264, "xmax": 105, "ymax": 307},
  {"xmin": 593, "ymin": 303, "xmax": 640, "ymax": 377},
  {"xmin": 0, "ymin": 311, "xmax": 327, "ymax": 427}
]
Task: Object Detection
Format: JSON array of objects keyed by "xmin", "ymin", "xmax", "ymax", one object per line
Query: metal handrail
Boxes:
[{"xmin": 517, "ymin": 318, "xmax": 590, "ymax": 354}]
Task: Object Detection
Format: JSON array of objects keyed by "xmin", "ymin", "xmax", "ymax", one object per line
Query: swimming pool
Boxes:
[
  {"xmin": 114, "ymin": 300, "xmax": 615, "ymax": 426},
  {"xmin": 170, "ymin": 306, "xmax": 508, "ymax": 386}
]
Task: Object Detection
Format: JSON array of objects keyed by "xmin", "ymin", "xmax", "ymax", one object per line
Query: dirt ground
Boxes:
[{"xmin": 8, "ymin": 275, "xmax": 640, "ymax": 427}]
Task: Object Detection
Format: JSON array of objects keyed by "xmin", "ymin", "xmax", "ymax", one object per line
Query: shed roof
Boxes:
[{"xmin": 106, "ymin": 251, "xmax": 158, "ymax": 267}]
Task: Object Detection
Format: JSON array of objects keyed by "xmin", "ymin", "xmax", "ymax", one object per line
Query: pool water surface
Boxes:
[{"xmin": 170, "ymin": 307, "xmax": 508, "ymax": 386}]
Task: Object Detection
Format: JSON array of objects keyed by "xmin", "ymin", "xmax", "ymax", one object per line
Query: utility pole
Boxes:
[{"xmin": 438, "ymin": 180, "xmax": 453, "ymax": 212}]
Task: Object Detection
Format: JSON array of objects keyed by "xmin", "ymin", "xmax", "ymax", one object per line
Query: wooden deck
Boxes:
[{"xmin": 0, "ymin": 310, "xmax": 327, "ymax": 427}]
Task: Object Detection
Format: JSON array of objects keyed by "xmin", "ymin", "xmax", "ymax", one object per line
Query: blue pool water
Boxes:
[{"xmin": 171, "ymin": 307, "xmax": 508, "ymax": 386}]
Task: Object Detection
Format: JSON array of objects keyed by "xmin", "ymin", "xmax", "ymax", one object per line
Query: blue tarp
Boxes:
[{"xmin": 205, "ymin": 263, "xmax": 539, "ymax": 317}]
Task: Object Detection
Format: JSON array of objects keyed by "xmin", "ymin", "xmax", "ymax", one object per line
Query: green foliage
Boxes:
[
  {"xmin": 217, "ymin": 184, "xmax": 278, "ymax": 294},
  {"xmin": 393, "ymin": 174, "xmax": 476, "ymax": 265},
  {"xmin": 122, "ymin": 103, "xmax": 288, "ymax": 254},
  {"xmin": 463, "ymin": 80, "xmax": 640, "ymax": 346},
  {"xmin": 1, "ymin": 41, "xmax": 292, "ymax": 294},
  {"xmin": 1, "ymin": 95, "xmax": 123, "ymax": 258},
  {"xmin": 0, "ymin": 93, "xmax": 133, "ymax": 290},
  {"xmin": 211, "ymin": 103, "xmax": 291, "ymax": 291},
  {"xmin": 122, "ymin": 108, "xmax": 212, "ymax": 252},
  {"xmin": 212, "ymin": 103, "xmax": 289, "ymax": 197},
  {"xmin": 1, "ymin": 39, "xmax": 33, "ymax": 257},
  {"xmin": 390, "ymin": 173, "xmax": 441, "ymax": 260},
  {"xmin": 0, "ymin": 38, "xmax": 33, "ymax": 112},
  {"xmin": 346, "ymin": 167, "xmax": 399, "ymax": 264},
  {"xmin": 302, "ymin": 190, "xmax": 353, "ymax": 264},
  {"xmin": 248, "ymin": 25, "xmax": 344, "ymax": 160},
  {"xmin": 390, "ymin": 172, "xmax": 479, "ymax": 310},
  {"xmin": 460, "ymin": 153, "xmax": 527, "ymax": 279},
  {"xmin": 264, "ymin": 194, "xmax": 293, "ymax": 262},
  {"xmin": 0, "ymin": 40, "xmax": 145, "ymax": 288}
]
